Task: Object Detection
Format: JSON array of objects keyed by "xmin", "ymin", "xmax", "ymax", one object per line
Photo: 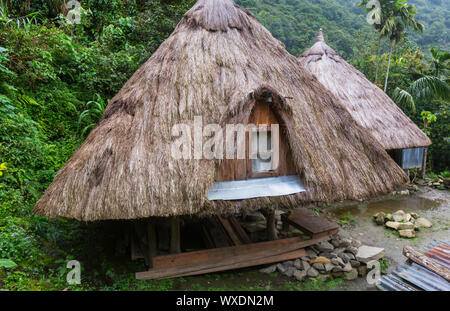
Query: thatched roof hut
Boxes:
[
  {"xmin": 298, "ymin": 29, "xmax": 431, "ymax": 169},
  {"xmin": 34, "ymin": 0, "xmax": 408, "ymax": 221}
]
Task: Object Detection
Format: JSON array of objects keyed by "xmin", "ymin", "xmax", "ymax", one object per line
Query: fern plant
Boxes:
[{"xmin": 78, "ymin": 93, "xmax": 108, "ymax": 137}]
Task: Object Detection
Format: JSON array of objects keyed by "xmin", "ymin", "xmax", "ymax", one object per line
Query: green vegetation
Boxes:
[{"xmin": 0, "ymin": 0, "xmax": 448, "ymax": 291}]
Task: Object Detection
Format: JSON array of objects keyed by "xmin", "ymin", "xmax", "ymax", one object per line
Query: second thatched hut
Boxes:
[{"xmin": 299, "ymin": 29, "xmax": 432, "ymax": 173}]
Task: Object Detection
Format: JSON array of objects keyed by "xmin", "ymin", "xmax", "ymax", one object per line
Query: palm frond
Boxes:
[
  {"xmin": 393, "ymin": 87, "xmax": 416, "ymax": 113},
  {"xmin": 409, "ymin": 76, "xmax": 450, "ymax": 101}
]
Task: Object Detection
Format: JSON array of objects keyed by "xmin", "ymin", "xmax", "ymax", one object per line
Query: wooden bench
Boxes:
[{"xmin": 282, "ymin": 208, "xmax": 339, "ymax": 239}]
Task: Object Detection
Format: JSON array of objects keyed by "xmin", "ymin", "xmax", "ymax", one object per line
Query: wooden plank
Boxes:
[
  {"xmin": 217, "ymin": 216, "xmax": 242, "ymax": 246},
  {"xmin": 228, "ymin": 216, "xmax": 251, "ymax": 244},
  {"xmin": 284, "ymin": 209, "xmax": 339, "ymax": 236},
  {"xmin": 403, "ymin": 245, "xmax": 450, "ymax": 282},
  {"xmin": 152, "ymin": 236, "xmax": 305, "ymax": 269},
  {"xmin": 202, "ymin": 217, "xmax": 230, "ymax": 248},
  {"xmin": 137, "ymin": 235, "xmax": 331, "ymax": 280},
  {"xmin": 163, "ymin": 249, "xmax": 307, "ymax": 280}
]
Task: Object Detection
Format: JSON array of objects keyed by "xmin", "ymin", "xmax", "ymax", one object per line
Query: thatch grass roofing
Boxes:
[
  {"xmin": 34, "ymin": 0, "xmax": 408, "ymax": 221},
  {"xmin": 298, "ymin": 29, "xmax": 431, "ymax": 150}
]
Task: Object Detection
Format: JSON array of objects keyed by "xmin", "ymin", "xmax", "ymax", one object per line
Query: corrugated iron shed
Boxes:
[{"xmin": 377, "ymin": 241, "xmax": 450, "ymax": 291}]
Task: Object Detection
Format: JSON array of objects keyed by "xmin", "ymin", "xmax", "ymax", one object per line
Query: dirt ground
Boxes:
[{"xmin": 324, "ymin": 186, "xmax": 450, "ymax": 290}]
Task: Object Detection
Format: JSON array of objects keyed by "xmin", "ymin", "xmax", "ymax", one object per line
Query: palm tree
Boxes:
[
  {"xmin": 382, "ymin": 1, "xmax": 424, "ymax": 92},
  {"xmin": 393, "ymin": 47, "xmax": 449, "ymax": 113}
]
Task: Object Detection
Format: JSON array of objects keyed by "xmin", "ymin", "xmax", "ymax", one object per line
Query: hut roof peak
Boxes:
[
  {"xmin": 184, "ymin": 0, "xmax": 253, "ymax": 32},
  {"xmin": 316, "ymin": 28, "xmax": 324, "ymax": 43}
]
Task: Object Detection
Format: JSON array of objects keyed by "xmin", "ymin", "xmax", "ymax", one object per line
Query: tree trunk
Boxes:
[
  {"xmin": 170, "ymin": 216, "xmax": 181, "ymax": 254},
  {"xmin": 384, "ymin": 41, "xmax": 394, "ymax": 92},
  {"xmin": 374, "ymin": 37, "xmax": 381, "ymax": 83}
]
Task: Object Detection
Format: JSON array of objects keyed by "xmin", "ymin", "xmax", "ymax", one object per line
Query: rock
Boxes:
[
  {"xmin": 410, "ymin": 212, "xmax": 420, "ymax": 219},
  {"xmin": 415, "ymin": 217, "xmax": 432, "ymax": 228},
  {"xmin": 351, "ymin": 240, "xmax": 362, "ymax": 248},
  {"xmin": 259, "ymin": 265, "xmax": 277, "ymax": 274},
  {"xmin": 374, "ymin": 212, "xmax": 385, "ymax": 225},
  {"xmin": 284, "ymin": 260, "xmax": 294, "ymax": 267},
  {"xmin": 331, "ymin": 257, "xmax": 345, "ymax": 267},
  {"xmin": 284, "ymin": 267, "xmax": 296, "ymax": 278},
  {"xmin": 346, "ymin": 246, "xmax": 359, "ymax": 256},
  {"xmin": 306, "ymin": 249, "xmax": 318, "ymax": 259},
  {"xmin": 319, "ymin": 252, "xmax": 336, "ymax": 259},
  {"xmin": 385, "ymin": 213, "xmax": 393, "ymax": 221},
  {"xmin": 310, "ymin": 245, "xmax": 321, "ymax": 254},
  {"xmin": 293, "ymin": 259, "xmax": 302, "ymax": 269},
  {"xmin": 357, "ymin": 265, "xmax": 367, "ymax": 277},
  {"xmin": 356, "ymin": 245, "xmax": 385, "ymax": 263},
  {"xmin": 316, "ymin": 241, "xmax": 334, "ymax": 252},
  {"xmin": 316, "ymin": 274, "xmax": 332, "ymax": 282},
  {"xmin": 332, "ymin": 272, "xmax": 344, "ymax": 278},
  {"xmin": 339, "ymin": 253, "xmax": 350, "ymax": 263},
  {"xmin": 307, "ymin": 267, "xmax": 319, "ymax": 277},
  {"xmin": 350, "ymin": 260, "xmax": 360, "ymax": 268},
  {"xmin": 302, "ymin": 261, "xmax": 311, "ymax": 271},
  {"xmin": 342, "ymin": 262, "xmax": 353, "ymax": 272},
  {"xmin": 399, "ymin": 229, "xmax": 415, "ymax": 238},
  {"xmin": 276, "ymin": 263, "xmax": 287, "ymax": 274},
  {"xmin": 344, "ymin": 268, "xmax": 358, "ymax": 280},
  {"xmin": 404, "ymin": 213, "xmax": 412, "ymax": 222},
  {"xmin": 345, "ymin": 253, "xmax": 356, "ymax": 260},
  {"xmin": 333, "ymin": 247, "xmax": 345, "ymax": 255},
  {"xmin": 324, "ymin": 263, "xmax": 335, "ymax": 272},
  {"xmin": 399, "ymin": 190, "xmax": 410, "ymax": 196},
  {"xmin": 300, "ymin": 256, "xmax": 310, "ymax": 262},
  {"xmin": 330, "ymin": 239, "xmax": 340, "ymax": 248},
  {"xmin": 398, "ymin": 222, "xmax": 415, "ymax": 230},
  {"xmin": 392, "ymin": 210, "xmax": 406, "ymax": 222},
  {"xmin": 293, "ymin": 269, "xmax": 307, "ymax": 281},
  {"xmin": 312, "ymin": 263, "xmax": 325, "ymax": 271},
  {"xmin": 339, "ymin": 238, "xmax": 352, "ymax": 248},
  {"xmin": 385, "ymin": 221, "xmax": 401, "ymax": 230},
  {"xmin": 309, "ymin": 256, "xmax": 331, "ymax": 265}
]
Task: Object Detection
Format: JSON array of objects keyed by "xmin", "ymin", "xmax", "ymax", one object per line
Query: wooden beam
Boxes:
[
  {"xmin": 217, "ymin": 216, "xmax": 242, "ymax": 245},
  {"xmin": 137, "ymin": 234, "xmax": 331, "ymax": 280},
  {"xmin": 170, "ymin": 216, "xmax": 181, "ymax": 254},
  {"xmin": 146, "ymin": 219, "xmax": 157, "ymax": 268},
  {"xmin": 266, "ymin": 209, "xmax": 278, "ymax": 241},
  {"xmin": 228, "ymin": 216, "xmax": 251, "ymax": 244},
  {"xmin": 403, "ymin": 245, "xmax": 450, "ymax": 282}
]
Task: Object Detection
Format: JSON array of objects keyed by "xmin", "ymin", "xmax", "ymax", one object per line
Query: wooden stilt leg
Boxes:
[
  {"xmin": 170, "ymin": 216, "xmax": 181, "ymax": 254},
  {"xmin": 267, "ymin": 210, "xmax": 278, "ymax": 241},
  {"xmin": 147, "ymin": 218, "xmax": 157, "ymax": 268}
]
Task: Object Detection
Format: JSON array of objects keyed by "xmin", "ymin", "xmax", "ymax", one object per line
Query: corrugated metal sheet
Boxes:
[
  {"xmin": 207, "ymin": 175, "xmax": 305, "ymax": 200},
  {"xmin": 401, "ymin": 147, "xmax": 424, "ymax": 169},
  {"xmin": 377, "ymin": 241, "xmax": 450, "ymax": 291}
]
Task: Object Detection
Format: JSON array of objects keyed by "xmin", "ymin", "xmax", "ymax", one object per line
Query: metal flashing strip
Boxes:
[{"xmin": 207, "ymin": 175, "xmax": 305, "ymax": 201}]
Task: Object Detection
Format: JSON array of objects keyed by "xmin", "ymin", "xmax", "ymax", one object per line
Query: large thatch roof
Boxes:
[
  {"xmin": 34, "ymin": 0, "xmax": 408, "ymax": 221},
  {"xmin": 298, "ymin": 29, "xmax": 431, "ymax": 150}
]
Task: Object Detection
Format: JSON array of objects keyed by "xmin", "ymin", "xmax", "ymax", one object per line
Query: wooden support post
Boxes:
[
  {"xmin": 420, "ymin": 147, "xmax": 428, "ymax": 179},
  {"xmin": 146, "ymin": 218, "xmax": 157, "ymax": 268},
  {"xmin": 266, "ymin": 209, "xmax": 278, "ymax": 241},
  {"xmin": 170, "ymin": 216, "xmax": 181, "ymax": 254}
]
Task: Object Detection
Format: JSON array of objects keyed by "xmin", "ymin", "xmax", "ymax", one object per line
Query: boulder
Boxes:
[
  {"xmin": 350, "ymin": 260, "xmax": 360, "ymax": 268},
  {"xmin": 319, "ymin": 252, "xmax": 336, "ymax": 259},
  {"xmin": 300, "ymin": 256, "xmax": 310, "ymax": 262},
  {"xmin": 307, "ymin": 267, "xmax": 319, "ymax": 277},
  {"xmin": 259, "ymin": 264, "xmax": 277, "ymax": 274},
  {"xmin": 385, "ymin": 221, "xmax": 400, "ymax": 230},
  {"xmin": 324, "ymin": 263, "xmax": 335, "ymax": 272},
  {"xmin": 410, "ymin": 212, "xmax": 420, "ymax": 219},
  {"xmin": 344, "ymin": 268, "xmax": 358, "ymax": 280},
  {"xmin": 293, "ymin": 259, "xmax": 302, "ymax": 270},
  {"xmin": 316, "ymin": 241, "xmax": 334, "ymax": 252},
  {"xmin": 330, "ymin": 238, "xmax": 340, "ymax": 248},
  {"xmin": 392, "ymin": 210, "xmax": 406, "ymax": 222},
  {"xmin": 245, "ymin": 211, "xmax": 266, "ymax": 222},
  {"xmin": 399, "ymin": 229, "xmax": 415, "ymax": 238},
  {"xmin": 306, "ymin": 249, "xmax": 318, "ymax": 259},
  {"xmin": 331, "ymin": 257, "xmax": 345, "ymax": 267},
  {"xmin": 316, "ymin": 274, "xmax": 332, "ymax": 282},
  {"xmin": 404, "ymin": 213, "xmax": 412, "ymax": 222},
  {"xmin": 398, "ymin": 222, "xmax": 414, "ymax": 230},
  {"xmin": 284, "ymin": 260, "xmax": 294, "ymax": 267},
  {"xmin": 346, "ymin": 246, "xmax": 359, "ymax": 256},
  {"xmin": 351, "ymin": 240, "xmax": 362, "ymax": 248},
  {"xmin": 356, "ymin": 245, "xmax": 385, "ymax": 263},
  {"xmin": 345, "ymin": 253, "xmax": 356, "ymax": 260},
  {"xmin": 312, "ymin": 263, "xmax": 325, "ymax": 271},
  {"xmin": 342, "ymin": 262, "xmax": 353, "ymax": 272},
  {"xmin": 374, "ymin": 212, "xmax": 385, "ymax": 225},
  {"xmin": 385, "ymin": 213, "xmax": 393, "ymax": 221},
  {"xmin": 309, "ymin": 256, "xmax": 331, "ymax": 265},
  {"xmin": 293, "ymin": 269, "xmax": 307, "ymax": 282},
  {"xmin": 284, "ymin": 267, "xmax": 296, "ymax": 278},
  {"xmin": 302, "ymin": 261, "xmax": 311, "ymax": 271},
  {"xmin": 276, "ymin": 263, "xmax": 287, "ymax": 274},
  {"xmin": 415, "ymin": 217, "xmax": 432, "ymax": 228},
  {"xmin": 339, "ymin": 238, "xmax": 352, "ymax": 248}
]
